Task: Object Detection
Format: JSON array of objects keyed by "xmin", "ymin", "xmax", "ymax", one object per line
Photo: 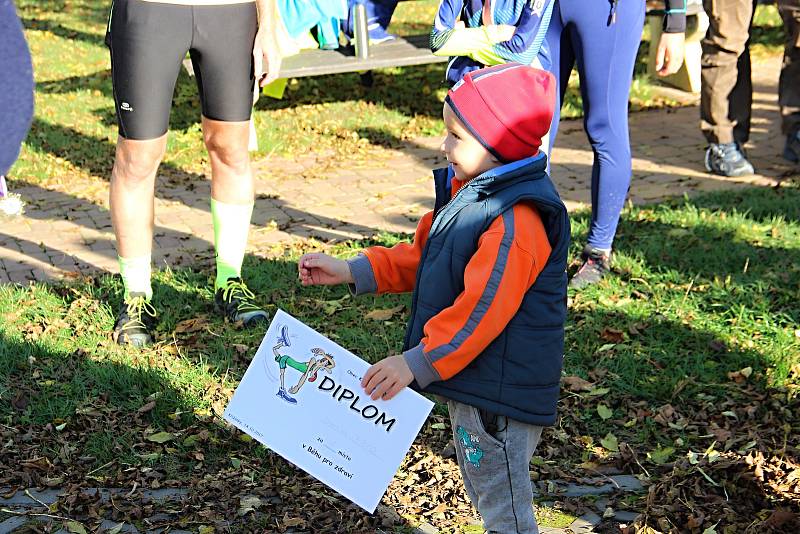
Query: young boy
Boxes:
[{"xmin": 298, "ymin": 63, "xmax": 569, "ymax": 533}]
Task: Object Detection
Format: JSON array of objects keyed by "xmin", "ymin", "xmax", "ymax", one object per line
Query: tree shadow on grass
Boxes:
[
  {"xmin": 36, "ymin": 66, "xmax": 214, "ymax": 134},
  {"xmin": 557, "ymin": 305, "xmax": 800, "ymax": 532},
  {"xmin": 25, "ymin": 118, "xmax": 206, "ymax": 185},
  {"xmin": 254, "ymin": 63, "xmax": 447, "ymax": 121},
  {"xmin": 0, "ymin": 328, "xmax": 197, "ymax": 478},
  {"xmin": 564, "ymin": 307, "xmax": 772, "ymax": 404},
  {"xmin": 36, "ymin": 71, "xmax": 112, "ymax": 96},
  {"xmin": 612, "ymin": 188, "xmax": 800, "ymax": 285},
  {"xmin": 20, "ymin": 17, "xmax": 104, "ymax": 46},
  {"xmin": 2, "ymin": 204, "xmax": 797, "ymax": 531},
  {"xmin": 18, "ymin": 0, "xmax": 112, "ymax": 26}
]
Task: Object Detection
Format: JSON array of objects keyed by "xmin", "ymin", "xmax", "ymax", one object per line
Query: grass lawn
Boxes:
[{"xmin": 2, "ymin": 186, "xmax": 799, "ymax": 532}]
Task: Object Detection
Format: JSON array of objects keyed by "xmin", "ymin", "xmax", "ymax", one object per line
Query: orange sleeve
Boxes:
[
  {"xmin": 346, "ymin": 211, "xmax": 434, "ymax": 295},
  {"xmin": 402, "ymin": 202, "xmax": 552, "ymax": 387}
]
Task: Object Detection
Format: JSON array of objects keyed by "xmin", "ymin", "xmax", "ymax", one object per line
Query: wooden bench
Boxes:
[
  {"xmin": 280, "ymin": 34, "xmax": 446, "ymax": 79},
  {"xmin": 279, "ymin": 1, "xmax": 695, "ymax": 80},
  {"xmin": 185, "ymin": 2, "xmax": 695, "ymax": 82}
]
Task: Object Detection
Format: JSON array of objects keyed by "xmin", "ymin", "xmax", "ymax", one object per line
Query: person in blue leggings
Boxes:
[{"xmin": 544, "ymin": 0, "xmax": 686, "ymax": 288}]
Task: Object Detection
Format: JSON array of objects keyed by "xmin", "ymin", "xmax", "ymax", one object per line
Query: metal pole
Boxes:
[{"xmin": 353, "ymin": 3, "xmax": 370, "ymax": 59}]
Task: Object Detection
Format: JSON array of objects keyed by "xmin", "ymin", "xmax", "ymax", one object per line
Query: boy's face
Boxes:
[{"xmin": 441, "ymin": 103, "xmax": 502, "ymax": 182}]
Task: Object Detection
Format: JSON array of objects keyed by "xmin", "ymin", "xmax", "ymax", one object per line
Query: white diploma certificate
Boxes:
[{"xmin": 224, "ymin": 309, "xmax": 434, "ymax": 512}]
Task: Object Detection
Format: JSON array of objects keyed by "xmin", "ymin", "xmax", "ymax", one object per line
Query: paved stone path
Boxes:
[{"xmin": 1, "ymin": 56, "xmax": 796, "ymax": 284}]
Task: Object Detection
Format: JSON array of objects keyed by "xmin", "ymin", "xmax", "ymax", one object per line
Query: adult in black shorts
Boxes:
[{"xmin": 106, "ymin": 0, "xmax": 281, "ymax": 347}]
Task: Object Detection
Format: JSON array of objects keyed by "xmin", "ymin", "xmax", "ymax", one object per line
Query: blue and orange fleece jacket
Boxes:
[{"xmin": 347, "ymin": 154, "xmax": 570, "ymax": 426}]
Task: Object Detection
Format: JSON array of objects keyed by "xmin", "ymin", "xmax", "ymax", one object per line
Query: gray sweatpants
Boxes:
[{"xmin": 447, "ymin": 400, "xmax": 543, "ymax": 534}]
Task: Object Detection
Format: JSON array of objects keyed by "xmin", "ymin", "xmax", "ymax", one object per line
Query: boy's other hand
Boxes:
[
  {"xmin": 298, "ymin": 253, "xmax": 353, "ymax": 286},
  {"xmin": 362, "ymin": 355, "xmax": 414, "ymax": 401}
]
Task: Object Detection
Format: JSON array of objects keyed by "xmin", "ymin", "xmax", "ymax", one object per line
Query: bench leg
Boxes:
[{"xmin": 360, "ymin": 71, "xmax": 374, "ymax": 87}]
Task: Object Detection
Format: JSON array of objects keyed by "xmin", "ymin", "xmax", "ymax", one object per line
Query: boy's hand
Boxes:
[
  {"xmin": 362, "ymin": 355, "xmax": 414, "ymax": 401},
  {"xmin": 298, "ymin": 253, "xmax": 354, "ymax": 286}
]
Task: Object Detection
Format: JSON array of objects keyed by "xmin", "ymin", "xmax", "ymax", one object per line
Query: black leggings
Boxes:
[{"xmin": 106, "ymin": 0, "xmax": 257, "ymax": 140}]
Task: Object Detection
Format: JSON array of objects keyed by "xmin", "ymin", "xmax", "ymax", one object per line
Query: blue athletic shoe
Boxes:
[
  {"xmin": 367, "ymin": 25, "xmax": 396, "ymax": 44},
  {"xmin": 277, "ymin": 388, "xmax": 297, "ymax": 404},
  {"xmin": 783, "ymin": 130, "xmax": 800, "ymax": 163},
  {"xmin": 704, "ymin": 142, "xmax": 755, "ymax": 177}
]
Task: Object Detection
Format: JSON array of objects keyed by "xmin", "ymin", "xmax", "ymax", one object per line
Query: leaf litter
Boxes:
[{"xmin": 1, "ymin": 283, "xmax": 798, "ymax": 533}]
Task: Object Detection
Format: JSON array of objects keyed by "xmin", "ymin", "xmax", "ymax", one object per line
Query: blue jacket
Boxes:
[{"xmin": 404, "ymin": 155, "xmax": 569, "ymax": 426}]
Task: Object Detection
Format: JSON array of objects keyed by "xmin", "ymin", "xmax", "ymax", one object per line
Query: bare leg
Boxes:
[
  {"xmin": 203, "ymin": 116, "xmax": 269, "ymax": 329},
  {"xmin": 203, "ymin": 117, "xmax": 252, "ymax": 204},
  {"xmin": 110, "ymin": 136, "xmax": 167, "ymax": 259}
]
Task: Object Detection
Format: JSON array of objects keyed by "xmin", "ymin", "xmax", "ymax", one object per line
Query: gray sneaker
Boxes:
[
  {"xmin": 783, "ymin": 130, "xmax": 800, "ymax": 163},
  {"xmin": 214, "ymin": 277, "xmax": 269, "ymax": 327},
  {"xmin": 569, "ymin": 246, "xmax": 611, "ymax": 290},
  {"xmin": 704, "ymin": 142, "xmax": 755, "ymax": 177},
  {"xmin": 113, "ymin": 293, "xmax": 157, "ymax": 347}
]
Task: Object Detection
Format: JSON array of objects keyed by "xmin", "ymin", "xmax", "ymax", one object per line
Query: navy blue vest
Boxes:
[{"xmin": 403, "ymin": 154, "xmax": 569, "ymax": 426}]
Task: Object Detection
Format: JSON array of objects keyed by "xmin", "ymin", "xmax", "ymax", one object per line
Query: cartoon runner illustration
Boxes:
[{"xmin": 272, "ymin": 325, "xmax": 335, "ymax": 404}]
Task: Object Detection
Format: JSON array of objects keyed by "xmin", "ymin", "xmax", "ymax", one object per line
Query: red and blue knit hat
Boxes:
[{"xmin": 445, "ymin": 63, "xmax": 556, "ymax": 163}]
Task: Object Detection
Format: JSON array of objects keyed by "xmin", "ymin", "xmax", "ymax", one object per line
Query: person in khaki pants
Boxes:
[{"xmin": 701, "ymin": 0, "xmax": 800, "ymax": 176}]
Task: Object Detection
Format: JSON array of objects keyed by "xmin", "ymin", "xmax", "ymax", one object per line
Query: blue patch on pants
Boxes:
[{"xmin": 456, "ymin": 426, "xmax": 484, "ymax": 468}]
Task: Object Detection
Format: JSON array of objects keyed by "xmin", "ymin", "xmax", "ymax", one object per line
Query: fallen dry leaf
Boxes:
[
  {"xmin": 137, "ymin": 401, "xmax": 156, "ymax": 414},
  {"xmin": 562, "ymin": 375, "xmax": 594, "ymax": 392},
  {"xmin": 174, "ymin": 317, "xmax": 209, "ymax": 334},
  {"xmin": 728, "ymin": 366, "xmax": 753, "ymax": 383},
  {"xmin": 600, "ymin": 327, "xmax": 625, "ymax": 343},
  {"xmin": 145, "ymin": 431, "xmax": 175, "ymax": 444},
  {"xmin": 365, "ymin": 305, "xmax": 405, "ymax": 321}
]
